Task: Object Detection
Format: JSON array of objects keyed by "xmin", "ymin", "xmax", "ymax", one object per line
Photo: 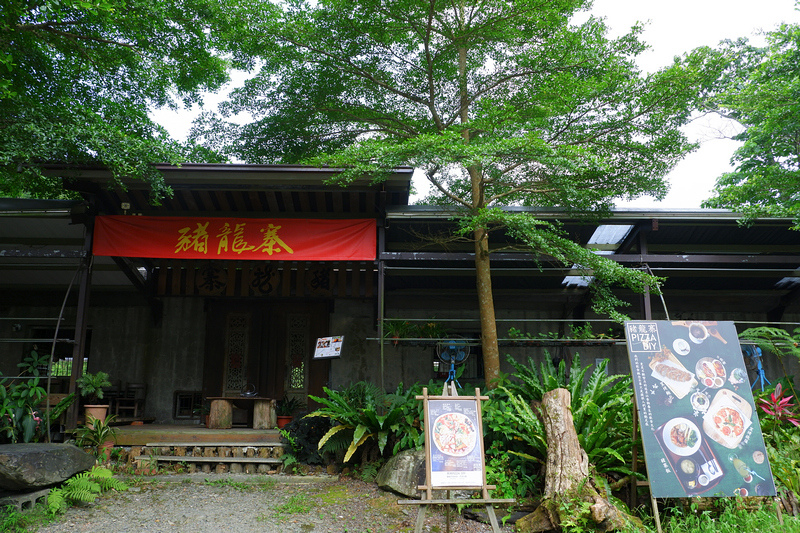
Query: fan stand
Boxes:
[
  {"xmin": 744, "ymin": 345, "xmax": 770, "ymax": 391},
  {"xmin": 444, "ymin": 354, "xmax": 461, "ymax": 388},
  {"xmin": 437, "ymin": 339, "xmax": 470, "ymax": 389}
]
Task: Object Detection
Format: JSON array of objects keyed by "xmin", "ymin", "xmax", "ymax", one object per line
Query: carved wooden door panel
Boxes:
[{"xmin": 203, "ymin": 300, "xmax": 330, "ymax": 405}]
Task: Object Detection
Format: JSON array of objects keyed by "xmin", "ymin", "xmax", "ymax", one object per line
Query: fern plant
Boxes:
[
  {"xmin": 47, "ymin": 466, "xmax": 128, "ymax": 516},
  {"xmin": 491, "ymin": 353, "xmax": 637, "ymax": 478},
  {"xmin": 310, "ymin": 385, "xmax": 405, "ymax": 463},
  {"xmin": 739, "ymin": 326, "xmax": 800, "ymax": 397}
]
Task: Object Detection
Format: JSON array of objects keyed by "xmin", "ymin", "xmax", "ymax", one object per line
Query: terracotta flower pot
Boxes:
[
  {"xmin": 84, "ymin": 405, "xmax": 108, "ymax": 429},
  {"xmin": 276, "ymin": 415, "xmax": 293, "ymax": 429},
  {"xmin": 98, "ymin": 440, "xmax": 115, "ymax": 462}
]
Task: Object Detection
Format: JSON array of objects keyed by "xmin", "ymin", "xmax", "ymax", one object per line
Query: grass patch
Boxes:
[
  {"xmin": 1, "ymin": 503, "xmax": 56, "ymax": 532},
  {"xmin": 271, "ymin": 493, "xmax": 315, "ymax": 518}
]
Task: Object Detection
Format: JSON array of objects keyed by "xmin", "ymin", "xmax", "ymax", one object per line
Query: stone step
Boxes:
[
  {"xmin": 144, "ymin": 442, "xmax": 285, "ymax": 448},
  {"xmin": 135, "ymin": 455, "xmax": 283, "ymax": 464}
]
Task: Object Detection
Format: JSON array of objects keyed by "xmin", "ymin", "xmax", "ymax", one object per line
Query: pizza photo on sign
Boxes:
[
  {"xmin": 702, "ymin": 389, "xmax": 752, "ymax": 449},
  {"xmin": 432, "ymin": 412, "xmax": 478, "ymax": 457}
]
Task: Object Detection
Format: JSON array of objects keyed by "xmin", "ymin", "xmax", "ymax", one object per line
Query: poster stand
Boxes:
[
  {"xmin": 625, "ymin": 320, "xmax": 779, "ymax": 531},
  {"xmin": 632, "ymin": 397, "xmax": 664, "ymax": 533},
  {"xmin": 398, "ymin": 383, "xmax": 515, "ymax": 533}
]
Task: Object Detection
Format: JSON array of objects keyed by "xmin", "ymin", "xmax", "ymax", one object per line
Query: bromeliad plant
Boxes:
[
  {"xmin": 757, "ymin": 381, "xmax": 800, "ymax": 500},
  {"xmin": 759, "ymin": 382, "xmax": 800, "ymax": 432}
]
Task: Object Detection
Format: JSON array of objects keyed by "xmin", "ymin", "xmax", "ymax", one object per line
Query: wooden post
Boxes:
[
  {"xmin": 253, "ymin": 398, "xmax": 274, "ymax": 429},
  {"xmin": 209, "ymin": 399, "xmax": 232, "ymax": 429}
]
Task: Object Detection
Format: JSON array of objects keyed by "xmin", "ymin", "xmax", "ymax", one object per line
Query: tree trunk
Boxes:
[
  {"xmin": 516, "ymin": 389, "xmax": 640, "ymax": 532},
  {"xmin": 474, "ymin": 223, "xmax": 500, "ymax": 388}
]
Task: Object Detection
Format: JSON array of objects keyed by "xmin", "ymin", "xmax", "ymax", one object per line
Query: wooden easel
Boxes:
[{"xmin": 398, "ymin": 383, "xmax": 515, "ymax": 533}]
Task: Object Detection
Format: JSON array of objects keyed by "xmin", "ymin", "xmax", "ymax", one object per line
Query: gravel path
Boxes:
[{"xmin": 34, "ymin": 473, "xmax": 516, "ymax": 532}]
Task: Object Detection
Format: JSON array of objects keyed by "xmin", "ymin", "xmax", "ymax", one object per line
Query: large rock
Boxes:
[
  {"xmin": 376, "ymin": 448, "xmax": 426, "ymax": 498},
  {"xmin": 0, "ymin": 443, "xmax": 96, "ymax": 491},
  {"xmin": 376, "ymin": 448, "xmax": 474, "ymax": 500}
]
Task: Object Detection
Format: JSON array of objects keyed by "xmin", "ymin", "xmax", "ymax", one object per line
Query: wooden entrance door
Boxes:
[{"xmin": 203, "ymin": 300, "xmax": 331, "ymax": 406}]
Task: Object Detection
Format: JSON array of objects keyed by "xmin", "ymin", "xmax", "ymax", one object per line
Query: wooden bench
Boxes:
[{"xmin": 207, "ymin": 397, "xmax": 276, "ymax": 429}]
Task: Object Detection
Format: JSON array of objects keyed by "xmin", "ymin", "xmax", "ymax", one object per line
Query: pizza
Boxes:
[
  {"xmin": 712, "ymin": 407, "xmax": 745, "ymax": 438},
  {"xmin": 432, "ymin": 412, "xmax": 477, "ymax": 457}
]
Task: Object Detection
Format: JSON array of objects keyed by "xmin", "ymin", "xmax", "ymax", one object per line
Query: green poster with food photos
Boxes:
[{"xmin": 625, "ymin": 320, "xmax": 776, "ymax": 498}]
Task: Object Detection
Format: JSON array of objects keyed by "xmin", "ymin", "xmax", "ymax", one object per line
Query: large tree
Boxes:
[
  {"xmin": 700, "ymin": 18, "xmax": 800, "ymax": 227},
  {"xmin": 194, "ymin": 0, "xmax": 711, "ymax": 386},
  {"xmin": 0, "ymin": 0, "xmax": 235, "ymax": 198}
]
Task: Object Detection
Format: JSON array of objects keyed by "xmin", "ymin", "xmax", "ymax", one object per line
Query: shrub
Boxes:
[
  {"xmin": 281, "ymin": 414, "xmax": 332, "ymax": 465},
  {"xmin": 486, "ymin": 352, "xmax": 637, "ymax": 479},
  {"xmin": 0, "ymin": 350, "xmax": 50, "ymax": 443},
  {"xmin": 308, "ymin": 381, "xmax": 425, "ymax": 464}
]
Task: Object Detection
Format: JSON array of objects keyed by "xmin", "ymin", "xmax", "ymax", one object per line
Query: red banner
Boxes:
[{"xmin": 93, "ymin": 216, "xmax": 376, "ymax": 261}]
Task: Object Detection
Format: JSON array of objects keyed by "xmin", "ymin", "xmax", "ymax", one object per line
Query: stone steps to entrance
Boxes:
[{"xmin": 132, "ymin": 442, "xmax": 286, "ymax": 475}]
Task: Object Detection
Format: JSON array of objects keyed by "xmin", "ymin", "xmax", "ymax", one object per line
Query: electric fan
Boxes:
[{"xmin": 436, "ymin": 336, "xmax": 471, "ymax": 388}]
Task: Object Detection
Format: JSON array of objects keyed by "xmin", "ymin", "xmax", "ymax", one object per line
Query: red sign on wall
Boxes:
[{"xmin": 93, "ymin": 216, "xmax": 376, "ymax": 261}]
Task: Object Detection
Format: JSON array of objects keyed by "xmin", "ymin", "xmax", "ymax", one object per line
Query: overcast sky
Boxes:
[
  {"xmin": 154, "ymin": 1, "xmax": 800, "ymax": 208},
  {"xmin": 593, "ymin": 0, "xmax": 800, "ymax": 208}
]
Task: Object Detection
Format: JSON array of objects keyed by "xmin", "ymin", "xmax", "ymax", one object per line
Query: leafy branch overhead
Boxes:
[
  {"xmin": 698, "ymin": 22, "xmax": 800, "ymax": 226},
  {"xmin": 0, "ymin": 0, "xmax": 235, "ymax": 198},
  {"xmin": 461, "ymin": 208, "xmax": 664, "ymax": 322},
  {"xmin": 194, "ymin": 0, "xmax": 707, "ymax": 385}
]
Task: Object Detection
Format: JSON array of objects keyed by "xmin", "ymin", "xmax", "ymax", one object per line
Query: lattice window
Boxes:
[
  {"xmin": 224, "ymin": 313, "xmax": 249, "ymax": 393},
  {"xmin": 287, "ymin": 314, "xmax": 309, "ymax": 391}
]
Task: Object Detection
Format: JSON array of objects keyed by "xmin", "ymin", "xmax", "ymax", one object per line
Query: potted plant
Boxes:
[
  {"xmin": 276, "ymin": 394, "xmax": 304, "ymax": 428},
  {"xmin": 75, "ymin": 414, "xmax": 118, "ymax": 462},
  {"xmin": 383, "ymin": 319, "xmax": 415, "ymax": 346},
  {"xmin": 76, "ymin": 371, "xmax": 112, "ymax": 427},
  {"xmin": 193, "ymin": 402, "xmax": 211, "ymax": 427}
]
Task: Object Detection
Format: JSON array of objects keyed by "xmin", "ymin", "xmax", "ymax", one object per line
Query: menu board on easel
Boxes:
[
  {"xmin": 625, "ymin": 320, "xmax": 776, "ymax": 498},
  {"xmin": 427, "ymin": 396, "xmax": 485, "ymax": 487}
]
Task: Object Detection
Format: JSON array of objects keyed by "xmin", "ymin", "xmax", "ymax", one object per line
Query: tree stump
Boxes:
[
  {"xmin": 209, "ymin": 400, "xmax": 232, "ymax": 429},
  {"xmin": 516, "ymin": 388, "xmax": 639, "ymax": 532}
]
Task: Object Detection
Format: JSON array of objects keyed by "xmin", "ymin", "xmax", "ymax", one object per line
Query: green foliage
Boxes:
[
  {"xmin": 484, "ymin": 442, "xmax": 540, "ymax": 501},
  {"xmin": 47, "ymin": 466, "xmax": 127, "ymax": 516},
  {"xmin": 506, "ymin": 326, "xmax": 618, "ymax": 341},
  {"xmin": 487, "ymin": 353, "xmax": 637, "ymax": 478},
  {"xmin": 756, "ymin": 379, "xmax": 800, "ymax": 497},
  {"xmin": 0, "ymin": 505, "xmax": 30, "ymax": 533},
  {"xmin": 464, "ymin": 209, "xmax": 664, "ymax": 323},
  {"xmin": 383, "ymin": 320, "xmax": 416, "ymax": 340},
  {"xmin": 271, "ymin": 493, "xmax": 314, "ymax": 518},
  {"xmin": 739, "ymin": 326, "xmax": 800, "ymax": 396},
  {"xmin": 194, "ymin": 0, "xmax": 707, "ymax": 383},
  {"xmin": 1, "ymin": 0, "xmax": 234, "ymax": 198},
  {"xmin": 699, "ymin": 23, "xmax": 800, "ymax": 227},
  {"xmin": 308, "ymin": 381, "xmax": 425, "ymax": 464},
  {"xmin": 76, "ymin": 371, "xmax": 111, "ymax": 404},
  {"xmin": 0, "ymin": 350, "xmax": 50, "ymax": 443},
  {"xmin": 763, "ymin": 425, "xmax": 800, "ymax": 496},
  {"xmin": 276, "ymin": 394, "xmax": 305, "ymax": 416},
  {"xmin": 659, "ymin": 498, "xmax": 800, "ymax": 533},
  {"xmin": 75, "ymin": 414, "xmax": 119, "ymax": 449},
  {"xmin": 310, "ymin": 383, "xmax": 408, "ymax": 463}
]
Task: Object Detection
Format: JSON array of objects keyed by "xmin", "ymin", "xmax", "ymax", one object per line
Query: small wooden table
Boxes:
[{"xmin": 207, "ymin": 397, "xmax": 276, "ymax": 429}]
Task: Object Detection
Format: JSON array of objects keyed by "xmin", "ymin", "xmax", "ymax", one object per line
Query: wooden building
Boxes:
[{"xmin": 2, "ymin": 164, "xmax": 800, "ymax": 428}]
